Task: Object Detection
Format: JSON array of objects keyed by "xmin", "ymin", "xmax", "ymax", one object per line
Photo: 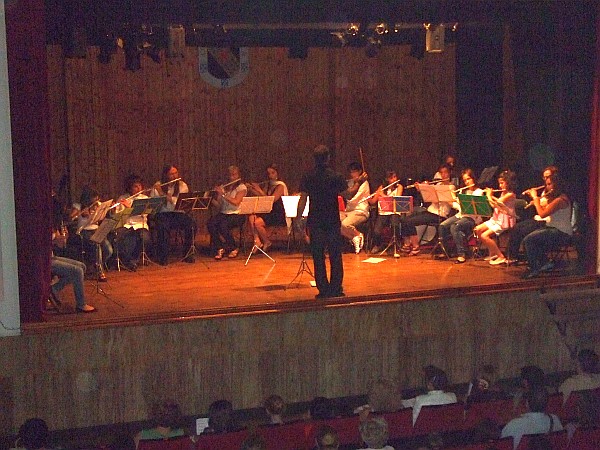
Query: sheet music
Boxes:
[{"xmin": 239, "ymin": 196, "xmax": 275, "ymax": 215}]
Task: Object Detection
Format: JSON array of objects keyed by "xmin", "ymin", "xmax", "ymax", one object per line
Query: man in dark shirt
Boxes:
[{"xmin": 298, "ymin": 145, "xmax": 348, "ymax": 298}]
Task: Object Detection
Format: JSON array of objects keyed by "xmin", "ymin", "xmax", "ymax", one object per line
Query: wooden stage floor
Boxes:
[{"xmin": 33, "ymin": 248, "xmax": 590, "ymax": 332}]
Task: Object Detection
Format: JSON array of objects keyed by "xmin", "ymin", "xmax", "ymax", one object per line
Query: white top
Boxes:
[
  {"xmin": 115, "ymin": 193, "xmax": 149, "ymax": 230},
  {"xmin": 547, "ymin": 199, "xmax": 573, "ymax": 235},
  {"xmin": 455, "ymin": 187, "xmax": 484, "ymax": 223},
  {"xmin": 401, "ymin": 390, "xmax": 457, "ymax": 425},
  {"xmin": 221, "ymin": 183, "xmax": 247, "ymax": 215},
  {"xmin": 151, "ymin": 180, "xmax": 189, "ymax": 213},
  {"xmin": 501, "ymin": 412, "xmax": 563, "ymax": 449},
  {"xmin": 73, "ymin": 202, "xmax": 98, "ymax": 231},
  {"xmin": 346, "ymin": 181, "xmax": 371, "ymax": 216}
]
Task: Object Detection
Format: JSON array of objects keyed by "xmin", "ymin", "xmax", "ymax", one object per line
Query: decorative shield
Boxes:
[{"xmin": 198, "ymin": 47, "xmax": 249, "ymax": 89}]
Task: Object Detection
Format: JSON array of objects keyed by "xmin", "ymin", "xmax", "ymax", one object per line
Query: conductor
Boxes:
[{"xmin": 298, "ymin": 145, "xmax": 348, "ymax": 299}]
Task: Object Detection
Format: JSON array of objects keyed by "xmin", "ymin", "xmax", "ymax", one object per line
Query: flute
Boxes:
[
  {"xmin": 521, "ymin": 185, "xmax": 545, "ymax": 196},
  {"xmin": 405, "ymin": 178, "xmax": 449, "ymax": 189},
  {"xmin": 358, "ymin": 179, "xmax": 401, "ymax": 204}
]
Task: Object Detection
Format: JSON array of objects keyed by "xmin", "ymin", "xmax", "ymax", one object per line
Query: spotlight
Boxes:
[
  {"xmin": 331, "ymin": 32, "xmax": 347, "ymax": 47},
  {"xmin": 347, "ymin": 23, "xmax": 360, "ymax": 36},
  {"xmin": 374, "ymin": 23, "xmax": 388, "ymax": 35},
  {"xmin": 365, "ymin": 36, "xmax": 381, "ymax": 58}
]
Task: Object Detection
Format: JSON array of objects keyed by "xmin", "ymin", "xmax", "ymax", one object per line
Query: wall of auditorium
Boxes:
[
  {"xmin": 0, "ymin": 290, "xmax": 572, "ymax": 433},
  {"xmin": 47, "ymin": 44, "xmax": 456, "ymax": 200}
]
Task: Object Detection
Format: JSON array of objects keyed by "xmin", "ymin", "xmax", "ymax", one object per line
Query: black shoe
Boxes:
[
  {"xmin": 122, "ymin": 261, "xmax": 137, "ymax": 272},
  {"xmin": 329, "ymin": 291, "xmax": 346, "ymax": 298},
  {"xmin": 315, "ymin": 291, "xmax": 331, "ymax": 299},
  {"xmin": 183, "ymin": 255, "xmax": 195, "ymax": 264},
  {"xmin": 522, "ymin": 270, "xmax": 540, "ymax": 280}
]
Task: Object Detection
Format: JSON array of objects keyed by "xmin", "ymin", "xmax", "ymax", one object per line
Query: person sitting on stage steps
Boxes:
[
  {"xmin": 340, "ymin": 161, "xmax": 370, "ymax": 254},
  {"xmin": 151, "ymin": 164, "xmax": 196, "ymax": 265},
  {"xmin": 72, "ymin": 185, "xmax": 113, "ymax": 281},
  {"xmin": 112, "ymin": 174, "xmax": 151, "ymax": 271},
  {"xmin": 474, "ymin": 170, "xmax": 517, "ymax": 266},
  {"xmin": 51, "ymin": 228, "xmax": 96, "ymax": 313},
  {"xmin": 246, "ymin": 163, "xmax": 289, "ymax": 253},
  {"xmin": 370, "ymin": 170, "xmax": 403, "ymax": 254},
  {"xmin": 208, "ymin": 165, "xmax": 247, "ymax": 260},
  {"xmin": 400, "ymin": 164, "xmax": 454, "ymax": 256},
  {"xmin": 438, "ymin": 168, "xmax": 484, "ymax": 264},
  {"xmin": 298, "ymin": 144, "xmax": 348, "ymax": 299}
]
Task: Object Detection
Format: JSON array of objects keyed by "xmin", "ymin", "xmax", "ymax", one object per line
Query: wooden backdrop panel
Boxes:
[
  {"xmin": 0, "ymin": 291, "xmax": 572, "ymax": 433},
  {"xmin": 48, "ymin": 45, "xmax": 456, "ymax": 201}
]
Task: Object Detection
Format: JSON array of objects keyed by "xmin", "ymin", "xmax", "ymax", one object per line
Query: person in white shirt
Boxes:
[
  {"xmin": 559, "ymin": 349, "xmax": 600, "ymax": 405},
  {"xmin": 501, "ymin": 386, "xmax": 563, "ymax": 449},
  {"xmin": 341, "ymin": 162, "xmax": 370, "ymax": 254},
  {"xmin": 358, "ymin": 417, "xmax": 394, "ymax": 450},
  {"xmin": 438, "ymin": 168, "xmax": 484, "ymax": 264},
  {"xmin": 151, "ymin": 165, "xmax": 196, "ymax": 265},
  {"xmin": 402, "ymin": 365, "xmax": 457, "ymax": 425}
]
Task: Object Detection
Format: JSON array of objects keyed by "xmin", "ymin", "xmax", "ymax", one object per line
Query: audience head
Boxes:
[
  {"xmin": 149, "ymin": 400, "xmax": 183, "ymax": 429},
  {"xmin": 577, "ymin": 348, "xmax": 599, "ymax": 374},
  {"xmin": 520, "ymin": 365, "xmax": 545, "ymax": 390},
  {"xmin": 313, "ymin": 144, "xmax": 331, "ymax": 166},
  {"xmin": 525, "ymin": 385, "xmax": 550, "ymax": 413},
  {"xmin": 240, "ymin": 434, "xmax": 267, "ymax": 450},
  {"xmin": 263, "ymin": 394, "xmax": 286, "ymax": 423},
  {"xmin": 17, "ymin": 418, "xmax": 49, "ymax": 450},
  {"xmin": 497, "ymin": 169, "xmax": 517, "ymax": 192},
  {"xmin": 309, "ymin": 396, "xmax": 336, "ymax": 420},
  {"xmin": 423, "ymin": 365, "xmax": 449, "ymax": 391},
  {"xmin": 359, "ymin": 416, "xmax": 389, "ymax": 449},
  {"xmin": 208, "ymin": 399, "xmax": 236, "ymax": 433},
  {"xmin": 368, "ymin": 379, "xmax": 403, "ymax": 412},
  {"xmin": 315, "ymin": 425, "xmax": 340, "ymax": 450}
]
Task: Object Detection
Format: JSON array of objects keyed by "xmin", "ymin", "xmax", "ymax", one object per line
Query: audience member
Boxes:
[
  {"xmin": 402, "ymin": 366, "xmax": 457, "ymax": 424},
  {"xmin": 513, "ymin": 365, "xmax": 546, "ymax": 413},
  {"xmin": 263, "ymin": 394, "xmax": 286, "ymax": 425},
  {"xmin": 239, "ymin": 434, "xmax": 267, "ymax": 450},
  {"xmin": 501, "ymin": 386, "xmax": 563, "ymax": 449},
  {"xmin": 315, "ymin": 425, "xmax": 340, "ymax": 450},
  {"xmin": 15, "ymin": 418, "xmax": 49, "ymax": 450},
  {"xmin": 135, "ymin": 400, "xmax": 185, "ymax": 443},
  {"xmin": 466, "ymin": 365, "xmax": 507, "ymax": 405},
  {"xmin": 559, "ymin": 349, "xmax": 600, "ymax": 404},
  {"xmin": 358, "ymin": 416, "xmax": 394, "ymax": 450},
  {"xmin": 355, "ymin": 379, "xmax": 403, "ymax": 415},
  {"xmin": 204, "ymin": 399, "xmax": 239, "ymax": 434}
]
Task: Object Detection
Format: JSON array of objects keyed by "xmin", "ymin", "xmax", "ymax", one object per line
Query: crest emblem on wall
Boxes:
[{"xmin": 198, "ymin": 47, "xmax": 249, "ymax": 89}]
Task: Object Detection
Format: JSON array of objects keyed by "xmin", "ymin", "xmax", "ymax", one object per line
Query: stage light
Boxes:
[
  {"xmin": 331, "ymin": 32, "xmax": 347, "ymax": 47},
  {"xmin": 374, "ymin": 23, "xmax": 389, "ymax": 35},
  {"xmin": 425, "ymin": 24, "xmax": 445, "ymax": 53},
  {"xmin": 347, "ymin": 23, "xmax": 360, "ymax": 36},
  {"xmin": 168, "ymin": 25, "xmax": 185, "ymax": 58}
]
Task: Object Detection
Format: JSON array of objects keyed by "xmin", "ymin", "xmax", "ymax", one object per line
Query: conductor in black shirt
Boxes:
[{"xmin": 298, "ymin": 145, "xmax": 348, "ymax": 299}]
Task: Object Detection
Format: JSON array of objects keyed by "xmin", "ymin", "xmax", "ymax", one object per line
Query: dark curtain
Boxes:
[
  {"xmin": 6, "ymin": 0, "xmax": 51, "ymax": 322},
  {"xmin": 589, "ymin": 4, "xmax": 600, "ymax": 273},
  {"xmin": 455, "ymin": 25, "xmax": 504, "ymax": 176}
]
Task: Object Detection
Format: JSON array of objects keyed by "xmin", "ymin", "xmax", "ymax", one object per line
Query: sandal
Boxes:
[
  {"xmin": 401, "ymin": 243, "xmax": 412, "ymax": 253},
  {"xmin": 228, "ymin": 249, "xmax": 239, "ymax": 258},
  {"xmin": 214, "ymin": 248, "xmax": 225, "ymax": 260},
  {"xmin": 408, "ymin": 247, "xmax": 420, "ymax": 256}
]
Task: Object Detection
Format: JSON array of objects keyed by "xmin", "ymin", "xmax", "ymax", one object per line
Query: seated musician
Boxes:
[
  {"xmin": 369, "ymin": 170, "xmax": 403, "ymax": 254},
  {"xmin": 246, "ymin": 163, "xmax": 289, "ymax": 253},
  {"xmin": 473, "ymin": 170, "xmax": 517, "ymax": 265},
  {"xmin": 521, "ymin": 173, "xmax": 572, "ymax": 278},
  {"xmin": 439, "ymin": 168, "xmax": 484, "ymax": 264},
  {"xmin": 51, "ymin": 229, "xmax": 95, "ymax": 312},
  {"xmin": 151, "ymin": 164, "xmax": 196, "ymax": 265},
  {"xmin": 112, "ymin": 174, "xmax": 152, "ymax": 271},
  {"xmin": 207, "ymin": 165, "xmax": 247, "ymax": 260},
  {"xmin": 341, "ymin": 162, "xmax": 370, "ymax": 254},
  {"xmin": 401, "ymin": 164, "xmax": 454, "ymax": 256},
  {"xmin": 506, "ymin": 165, "xmax": 558, "ymax": 263},
  {"xmin": 72, "ymin": 185, "xmax": 113, "ymax": 281}
]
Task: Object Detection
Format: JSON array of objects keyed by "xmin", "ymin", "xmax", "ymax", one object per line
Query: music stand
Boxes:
[
  {"xmin": 282, "ymin": 195, "xmax": 309, "ymax": 252},
  {"xmin": 419, "ymin": 184, "xmax": 455, "ymax": 258},
  {"xmin": 478, "ymin": 166, "xmax": 499, "ymax": 187},
  {"xmin": 110, "ymin": 207, "xmax": 133, "ymax": 271},
  {"xmin": 241, "ymin": 196, "xmax": 276, "ymax": 265},
  {"xmin": 88, "ymin": 201, "xmax": 116, "ymax": 297},
  {"xmin": 457, "ymin": 194, "xmax": 493, "ymax": 218},
  {"xmin": 283, "ymin": 194, "xmax": 314, "ymax": 289},
  {"xmin": 378, "ymin": 195, "xmax": 413, "ymax": 258},
  {"xmin": 131, "ymin": 196, "xmax": 164, "ymax": 266},
  {"xmin": 175, "ymin": 192, "xmax": 210, "ymax": 263}
]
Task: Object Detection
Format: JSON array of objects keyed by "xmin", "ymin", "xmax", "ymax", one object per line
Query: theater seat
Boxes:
[
  {"xmin": 381, "ymin": 408, "xmax": 414, "ymax": 439},
  {"xmin": 138, "ymin": 436, "xmax": 195, "ymax": 450},
  {"xmin": 195, "ymin": 429, "xmax": 249, "ymax": 450},
  {"xmin": 515, "ymin": 430, "xmax": 569, "ymax": 449},
  {"xmin": 413, "ymin": 403, "xmax": 466, "ymax": 435},
  {"xmin": 305, "ymin": 415, "xmax": 361, "ymax": 447},
  {"xmin": 257, "ymin": 421, "xmax": 311, "ymax": 450}
]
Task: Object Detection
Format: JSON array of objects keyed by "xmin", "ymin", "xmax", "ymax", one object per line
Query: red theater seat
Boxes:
[
  {"xmin": 445, "ymin": 437, "xmax": 513, "ymax": 450},
  {"xmin": 138, "ymin": 436, "xmax": 195, "ymax": 450},
  {"xmin": 305, "ymin": 415, "xmax": 361, "ymax": 447},
  {"xmin": 463, "ymin": 399, "xmax": 515, "ymax": 428},
  {"xmin": 515, "ymin": 430, "xmax": 569, "ymax": 449},
  {"xmin": 413, "ymin": 403, "xmax": 466, "ymax": 435},
  {"xmin": 568, "ymin": 426, "xmax": 600, "ymax": 450},
  {"xmin": 195, "ymin": 430, "xmax": 249, "ymax": 450},
  {"xmin": 381, "ymin": 409, "xmax": 414, "ymax": 439},
  {"xmin": 257, "ymin": 421, "xmax": 311, "ymax": 450}
]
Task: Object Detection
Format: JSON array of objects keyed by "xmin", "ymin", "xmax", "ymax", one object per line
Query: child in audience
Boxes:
[
  {"xmin": 402, "ymin": 366, "xmax": 457, "ymax": 425},
  {"xmin": 135, "ymin": 400, "xmax": 185, "ymax": 444},
  {"xmin": 263, "ymin": 394, "xmax": 286, "ymax": 425}
]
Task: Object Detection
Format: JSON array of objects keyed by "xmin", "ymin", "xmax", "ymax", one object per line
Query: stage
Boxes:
[{"xmin": 32, "ymin": 246, "xmax": 589, "ymax": 333}]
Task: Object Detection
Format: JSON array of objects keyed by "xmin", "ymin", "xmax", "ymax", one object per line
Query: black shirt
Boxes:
[{"xmin": 299, "ymin": 165, "xmax": 347, "ymax": 228}]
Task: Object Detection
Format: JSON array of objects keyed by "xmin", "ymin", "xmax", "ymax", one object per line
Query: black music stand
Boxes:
[
  {"xmin": 110, "ymin": 206, "xmax": 133, "ymax": 272},
  {"xmin": 175, "ymin": 192, "xmax": 210, "ymax": 263},
  {"xmin": 131, "ymin": 196, "xmax": 164, "ymax": 267},
  {"xmin": 283, "ymin": 195, "xmax": 314, "ymax": 289},
  {"xmin": 419, "ymin": 183, "xmax": 455, "ymax": 259},
  {"xmin": 378, "ymin": 195, "xmax": 413, "ymax": 258},
  {"xmin": 478, "ymin": 166, "xmax": 499, "ymax": 187},
  {"xmin": 241, "ymin": 196, "xmax": 276, "ymax": 265}
]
